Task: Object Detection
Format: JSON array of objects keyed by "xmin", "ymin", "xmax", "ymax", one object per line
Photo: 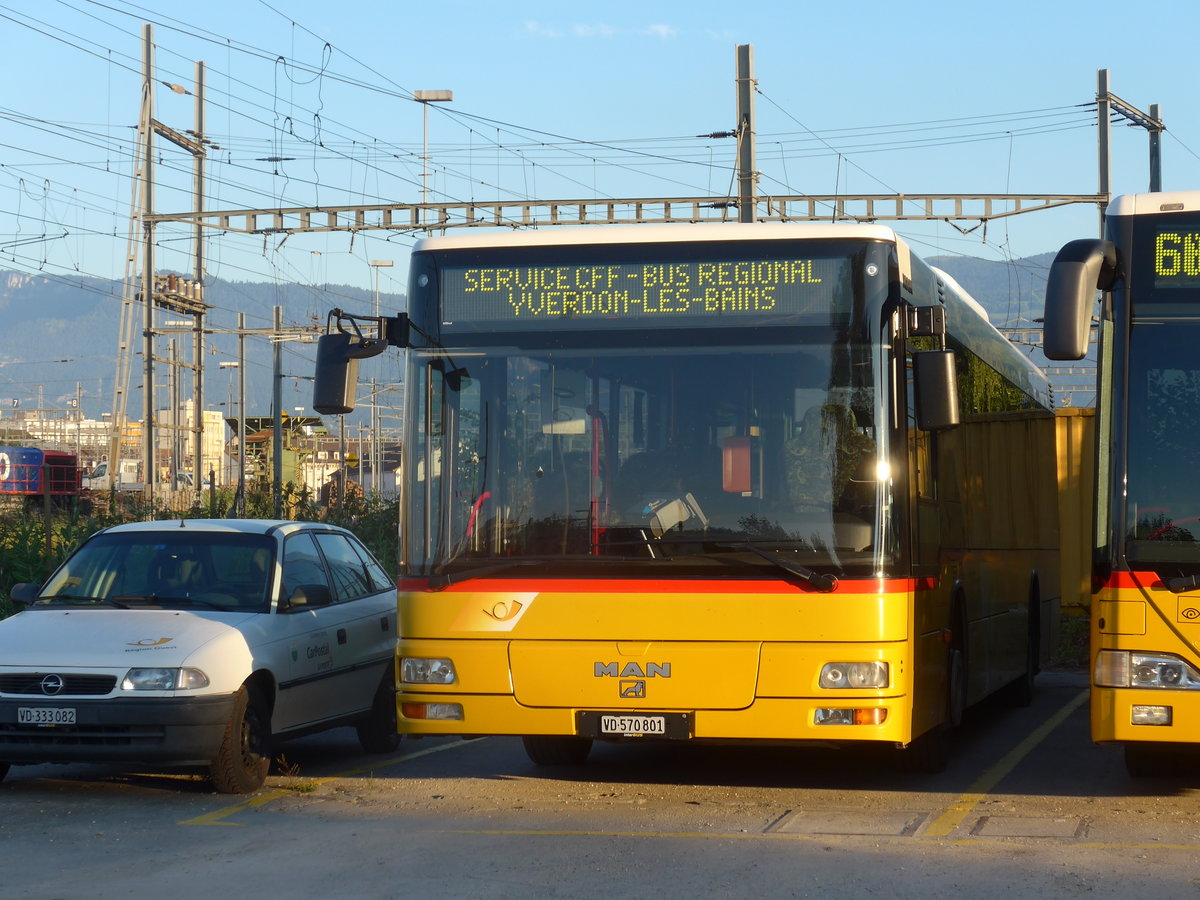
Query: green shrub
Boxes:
[{"xmin": 0, "ymin": 484, "xmax": 400, "ymax": 619}]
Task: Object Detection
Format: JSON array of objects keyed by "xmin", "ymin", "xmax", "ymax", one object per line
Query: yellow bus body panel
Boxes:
[
  {"xmin": 398, "ymin": 582, "xmax": 930, "ymax": 745},
  {"xmin": 1092, "ymin": 578, "xmax": 1200, "ymax": 745}
]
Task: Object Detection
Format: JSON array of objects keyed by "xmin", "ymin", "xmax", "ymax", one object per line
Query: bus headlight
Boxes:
[
  {"xmin": 1094, "ymin": 651, "xmax": 1200, "ymax": 689},
  {"xmin": 400, "ymin": 657, "xmax": 457, "ymax": 684},
  {"xmin": 820, "ymin": 661, "xmax": 889, "ymax": 689}
]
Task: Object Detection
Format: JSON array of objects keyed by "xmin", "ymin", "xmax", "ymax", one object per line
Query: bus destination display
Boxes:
[
  {"xmin": 440, "ymin": 256, "xmax": 852, "ymax": 328},
  {"xmin": 1154, "ymin": 227, "xmax": 1200, "ymax": 288}
]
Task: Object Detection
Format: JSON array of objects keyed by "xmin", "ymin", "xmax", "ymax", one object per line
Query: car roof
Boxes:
[{"xmin": 96, "ymin": 519, "xmax": 349, "ymax": 538}]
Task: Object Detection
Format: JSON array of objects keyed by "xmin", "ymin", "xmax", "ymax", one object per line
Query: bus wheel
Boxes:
[
  {"xmin": 522, "ymin": 735, "xmax": 593, "ymax": 766},
  {"xmin": 1124, "ymin": 743, "xmax": 1188, "ymax": 778},
  {"xmin": 947, "ymin": 645, "xmax": 966, "ymax": 728},
  {"xmin": 896, "ymin": 726, "xmax": 949, "ymax": 773}
]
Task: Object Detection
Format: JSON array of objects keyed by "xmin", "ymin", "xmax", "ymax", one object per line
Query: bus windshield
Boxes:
[{"xmin": 405, "ymin": 334, "xmax": 884, "ymax": 580}]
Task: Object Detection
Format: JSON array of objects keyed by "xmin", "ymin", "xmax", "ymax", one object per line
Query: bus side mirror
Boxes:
[
  {"xmin": 913, "ymin": 350, "xmax": 960, "ymax": 431},
  {"xmin": 1043, "ymin": 238, "xmax": 1116, "ymax": 361},
  {"xmin": 312, "ymin": 332, "xmax": 363, "ymax": 415}
]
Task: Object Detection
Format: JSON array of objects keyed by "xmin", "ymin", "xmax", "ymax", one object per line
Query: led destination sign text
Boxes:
[
  {"xmin": 1155, "ymin": 229, "xmax": 1200, "ymax": 287},
  {"xmin": 440, "ymin": 256, "xmax": 850, "ymax": 327}
]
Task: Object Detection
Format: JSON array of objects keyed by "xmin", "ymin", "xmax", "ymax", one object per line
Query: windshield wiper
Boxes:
[
  {"xmin": 593, "ymin": 533, "xmax": 840, "ymax": 592},
  {"xmin": 428, "ymin": 560, "xmax": 545, "ymax": 590},
  {"xmin": 1164, "ymin": 574, "xmax": 1200, "ymax": 593},
  {"xmin": 109, "ymin": 594, "xmax": 224, "ymax": 610},
  {"xmin": 703, "ymin": 541, "xmax": 840, "ymax": 592},
  {"xmin": 40, "ymin": 593, "xmax": 130, "ymax": 608}
]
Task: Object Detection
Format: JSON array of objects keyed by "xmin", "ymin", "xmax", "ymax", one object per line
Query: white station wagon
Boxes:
[{"xmin": 0, "ymin": 519, "xmax": 399, "ymax": 793}]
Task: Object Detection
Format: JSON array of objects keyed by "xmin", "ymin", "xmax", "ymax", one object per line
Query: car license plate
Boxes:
[
  {"xmin": 599, "ymin": 714, "xmax": 666, "ymax": 736},
  {"xmin": 18, "ymin": 707, "xmax": 76, "ymax": 726}
]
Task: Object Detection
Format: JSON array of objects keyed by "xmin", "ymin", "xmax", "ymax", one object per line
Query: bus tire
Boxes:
[
  {"xmin": 998, "ymin": 589, "xmax": 1039, "ymax": 708},
  {"xmin": 896, "ymin": 726, "xmax": 949, "ymax": 773},
  {"xmin": 1124, "ymin": 743, "xmax": 1188, "ymax": 778},
  {"xmin": 522, "ymin": 735, "xmax": 593, "ymax": 766},
  {"xmin": 210, "ymin": 686, "xmax": 272, "ymax": 794}
]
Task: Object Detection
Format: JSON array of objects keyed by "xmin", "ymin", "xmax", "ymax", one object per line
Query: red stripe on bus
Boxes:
[
  {"xmin": 397, "ymin": 576, "xmax": 937, "ymax": 594},
  {"xmin": 1105, "ymin": 571, "xmax": 1161, "ymax": 590}
]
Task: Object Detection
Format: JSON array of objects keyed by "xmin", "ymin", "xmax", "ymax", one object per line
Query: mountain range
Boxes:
[{"xmin": 0, "ymin": 252, "xmax": 1057, "ymax": 422}]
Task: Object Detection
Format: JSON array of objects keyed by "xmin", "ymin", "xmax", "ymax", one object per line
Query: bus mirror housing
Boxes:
[
  {"xmin": 1043, "ymin": 239, "xmax": 1116, "ymax": 361},
  {"xmin": 313, "ymin": 333, "xmax": 363, "ymax": 415},
  {"xmin": 312, "ymin": 310, "xmax": 405, "ymax": 415},
  {"xmin": 913, "ymin": 350, "xmax": 960, "ymax": 431}
]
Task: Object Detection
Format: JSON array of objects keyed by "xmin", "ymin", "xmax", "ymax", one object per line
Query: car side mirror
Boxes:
[{"xmin": 9, "ymin": 582, "xmax": 40, "ymax": 608}]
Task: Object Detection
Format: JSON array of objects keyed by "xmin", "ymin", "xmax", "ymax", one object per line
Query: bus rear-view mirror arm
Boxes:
[
  {"xmin": 1042, "ymin": 238, "xmax": 1117, "ymax": 361},
  {"xmin": 312, "ymin": 310, "xmax": 410, "ymax": 415}
]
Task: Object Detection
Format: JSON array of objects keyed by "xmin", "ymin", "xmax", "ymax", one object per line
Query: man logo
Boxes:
[
  {"xmin": 620, "ymin": 680, "xmax": 646, "ymax": 698},
  {"xmin": 594, "ymin": 661, "xmax": 671, "ymax": 678}
]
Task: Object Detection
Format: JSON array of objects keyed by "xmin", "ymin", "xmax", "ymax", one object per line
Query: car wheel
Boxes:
[
  {"xmin": 522, "ymin": 735, "xmax": 593, "ymax": 766},
  {"xmin": 210, "ymin": 686, "xmax": 272, "ymax": 794},
  {"xmin": 357, "ymin": 674, "xmax": 401, "ymax": 754},
  {"xmin": 0, "ymin": 762, "xmax": 9, "ymax": 783}
]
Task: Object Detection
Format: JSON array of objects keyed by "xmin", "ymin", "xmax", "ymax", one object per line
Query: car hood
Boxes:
[{"xmin": 0, "ymin": 608, "xmax": 249, "ymax": 669}]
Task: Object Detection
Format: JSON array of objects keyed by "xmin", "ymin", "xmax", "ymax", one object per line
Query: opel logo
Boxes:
[{"xmin": 40, "ymin": 674, "xmax": 65, "ymax": 696}]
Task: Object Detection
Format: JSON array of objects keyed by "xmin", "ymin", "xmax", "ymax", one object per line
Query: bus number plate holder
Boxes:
[{"xmin": 576, "ymin": 710, "xmax": 692, "ymax": 739}]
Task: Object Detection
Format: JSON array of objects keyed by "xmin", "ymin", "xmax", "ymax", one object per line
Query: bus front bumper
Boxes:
[
  {"xmin": 397, "ymin": 692, "xmax": 915, "ymax": 745},
  {"xmin": 1092, "ymin": 685, "xmax": 1200, "ymax": 745}
]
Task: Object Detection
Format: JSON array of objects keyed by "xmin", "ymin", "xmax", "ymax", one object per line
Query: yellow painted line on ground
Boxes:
[
  {"xmin": 441, "ymin": 828, "xmax": 1200, "ymax": 853},
  {"xmin": 921, "ymin": 688, "xmax": 1089, "ymax": 838},
  {"xmin": 179, "ymin": 739, "xmax": 473, "ymax": 827}
]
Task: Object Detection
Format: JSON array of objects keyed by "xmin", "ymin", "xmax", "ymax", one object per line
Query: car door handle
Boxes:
[{"xmin": 337, "ymin": 628, "xmax": 347, "ymax": 645}]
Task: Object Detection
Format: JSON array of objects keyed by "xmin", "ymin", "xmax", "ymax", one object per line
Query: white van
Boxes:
[{"xmin": 0, "ymin": 519, "xmax": 399, "ymax": 793}]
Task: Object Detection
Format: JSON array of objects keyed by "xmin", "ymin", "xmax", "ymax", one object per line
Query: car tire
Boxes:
[
  {"xmin": 522, "ymin": 735, "xmax": 593, "ymax": 766},
  {"xmin": 0, "ymin": 762, "xmax": 9, "ymax": 783},
  {"xmin": 357, "ymin": 674, "xmax": 401, "ymax": 754},
  {"xmin": 210, "ymin": 686, "xmax": 272, "ymax": 794}
]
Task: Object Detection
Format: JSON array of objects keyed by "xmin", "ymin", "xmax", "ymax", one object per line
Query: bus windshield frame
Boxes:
[{"xmin": 401, "ymin": 237, "xmax": 898, "ymax": 583}]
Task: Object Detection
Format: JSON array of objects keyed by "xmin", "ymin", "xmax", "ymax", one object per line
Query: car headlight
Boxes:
[
  {"xmin": 1095, "ymin": 651, "xmax": 1200, "ymax": 689},
  {"xmin": 820, "ymin": 661, "xmax": 889, "ymax": 689},
  {"xmin": 400, "ymin": 657, "xmax": 457, "ymax": 684},
  {"xmin": 122, "ymin": 667, "xmax": 210, "ymax": 691}
]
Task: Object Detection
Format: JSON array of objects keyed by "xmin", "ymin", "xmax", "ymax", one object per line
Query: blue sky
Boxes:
[
  {"xmin": 0, "ymin": 0, "xmax": 1196, "ymax": 412},
  {"xmin": 2, "ymin": 1, "xmax": 1195, "ymax": 293}
]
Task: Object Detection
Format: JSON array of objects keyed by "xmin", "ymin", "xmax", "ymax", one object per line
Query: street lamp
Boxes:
[
  {"xmin": 413, "ymin": 89, "xmax": 453, "ymax": 217},
  {"xmin": 367, "ymin": 260, "xmax": 393, "ymax": 495},
  {"xmin": 219, "ymin": 361, "xmax": 239, "ymax": 488}
]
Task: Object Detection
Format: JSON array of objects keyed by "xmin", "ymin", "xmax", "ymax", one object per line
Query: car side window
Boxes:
[
  {"xmin": 349, "ymin": 539, "xmax": 393, "ymax": 592},
  {"xmin": 313, "ymin": 533, "xmax": 375, "ymax": 602},
  {"xmin": 281, "ymin": 533, "xmax": 330, "ymax": 599}
]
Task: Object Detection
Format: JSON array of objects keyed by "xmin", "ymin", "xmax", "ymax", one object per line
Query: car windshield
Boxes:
[{"xmin": 36, "ymin": 531, "xmax": 276, "ymax": 613}]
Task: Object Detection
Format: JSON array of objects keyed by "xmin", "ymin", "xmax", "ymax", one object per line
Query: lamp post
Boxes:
[
  {"xmin": 218, "ymin": 361, "xmax": 238, "ymax": 488},
  {"xmin": 413, "ymin": 90, "xmax": 453, "ymax": 219},
  {"xmin": 368, "ymin": 259, "xmax": 393, "ymax": 496}
]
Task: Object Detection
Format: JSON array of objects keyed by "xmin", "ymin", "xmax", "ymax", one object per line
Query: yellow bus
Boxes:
[
  {"xmin": 317, "ymin": 223, "xmax": 1060, "ymax": 771},
  {"xmin": 1045, "ymin": 190, "xmax": 1200, "ymax": 775}
]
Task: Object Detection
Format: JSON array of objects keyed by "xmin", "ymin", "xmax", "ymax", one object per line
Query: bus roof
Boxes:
[
  {"xmin": 1109, "ymin": 190, "xmax": 1200, "ymax": 217},
  {"xmin": 413, "ymin": 222, "xmax": 903, "ymax": 253}
]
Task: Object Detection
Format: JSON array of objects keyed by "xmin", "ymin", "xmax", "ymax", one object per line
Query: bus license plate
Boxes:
[
  {"xmin": 18, "ymin": 707, "xmax": 76, "ymax": 726},
  {"xmin": 600, "ymin": 714, "xmax": 666, "ymax": 736}
]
